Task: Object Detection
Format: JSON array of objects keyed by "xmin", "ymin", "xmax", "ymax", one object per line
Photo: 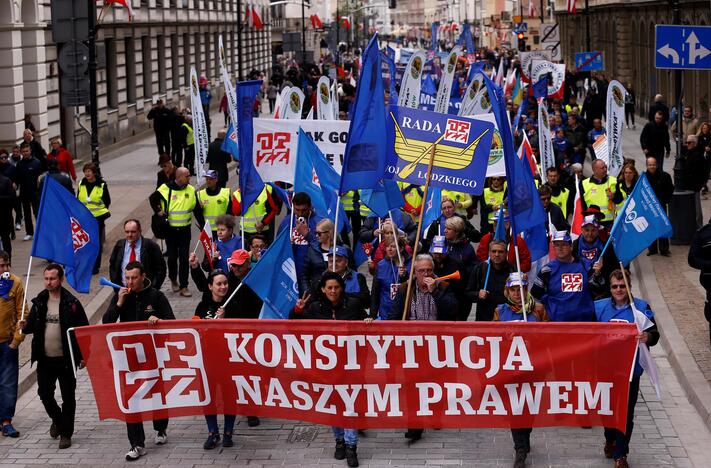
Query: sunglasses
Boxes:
[
  {"xmin": 315, "ymin": 231, "xmax": 329, "ymax": 235},
  {"xmin": 611, "ymin": 284, "xmax": 627, "ymax": 290}
]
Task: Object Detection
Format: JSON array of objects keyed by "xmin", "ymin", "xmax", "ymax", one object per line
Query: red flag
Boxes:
[
  {"xmin": 571, "ymin": 175, "xmax": 584, "ymax": 238},
  {"xmin": 252, "ymin": 4, "xmax": 264, "ymax": 30},
  {"xmin": 199, "ymin": 220, "xmax": 215, "ymax": 270},
  {"xmin": 313, "ymin": 15, "xmax": 323, "ymax": 29},
  {"xmin": 567, "ymin": 0, "xmax": 577, "ymax": 14},
  {"xmin": 517, "ymin": 132, "xmax": 538, "ymax": 178},
  {"xmin": 102, "ymin": 0, "xmax": 134, "ymax": 19},
  {"xmin": 528, "ymin": 0, "xmax": 536, "ymax": 18},
  {"xmin": 340, "ymin": 16, "xmax": 351, "ymax": 30}
]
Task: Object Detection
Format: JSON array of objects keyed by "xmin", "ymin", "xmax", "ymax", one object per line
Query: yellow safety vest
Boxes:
[
  {"xmin": 77, "ymin": 181, "xmax": 109, "ymax": 218},
  {"xmin": 198, "ymin": 187, "xmax": 231, "ymax": 227},
  {"xmin": 615, "ymin": 187, "xmax": 630, "ymax": 213},
  {"xmin": 357, "ymin": 189, "xmax": 372, "ymax": 217},
  {"xmin": 342, "ymin": 191, "xmax": 356, "ymax": 212},
  {"xmin": 157, "ymin": 184, "xmax": 197, "ymax": 227},
  {"xmin": 399, "ymin": 182, "xmax": 422, "ymax": 216},
  {"xmin": 182, "ymin": 123, "xmax": 194, "ymax": 146},
  {"xmin": 233, "ymin": 185, "xmax": 271, "ymax": 234},
  {"xmin": 582, "ymin": 176, "xmax": 618, "ymax": 222},
  {"xmin": 483, "ymin": 187, "xmax": 505, "ymax": 224},
  {"xmin": 550, "ymin": 187, "xmax": 570, "ymax": 218},
  {"xmin": 441, "ymin": 190, "xmax": 472, "ymax": 217},
  {"xmin": 565, "ymin": 104, "xmax": 581, "ymax": 115}
]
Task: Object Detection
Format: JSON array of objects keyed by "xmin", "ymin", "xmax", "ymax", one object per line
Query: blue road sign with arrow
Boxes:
[
  {"xmin": 655, "ymin": 24, "xmax": 711, "ymax": 70},
  {"xmin": 575, "ymin": 51, "xmax": 604, "ymax": 71}
]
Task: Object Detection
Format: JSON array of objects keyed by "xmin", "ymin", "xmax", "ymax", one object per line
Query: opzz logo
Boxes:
[
  {"xmin": 107, "ymin": 329, "xmax": 210, "ymax": 414},
  {"xmin": 561, "ymin": 273, "xmax": 583, "ymax": 292},
  {"xmin": 443, "ymin": 119, "xmax": 471, "ymax": 144}
]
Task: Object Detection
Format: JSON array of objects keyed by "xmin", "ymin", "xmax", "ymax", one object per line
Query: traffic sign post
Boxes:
[
  {"xmin": 575, "ymin": 51, "xmax": 604, "ymax": 71},
  {"xmin": 655, "ymin": 24, "xmax": 711, "ymax": 70}
]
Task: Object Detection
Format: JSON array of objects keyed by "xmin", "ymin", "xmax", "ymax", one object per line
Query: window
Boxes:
[
  {"xmin": 157, "ymin": 35, "xmax": 166, "ymax": 93},
  {"xmin": 125, "ymin": 37, "xmax": 136, "ymax": 103},
  {"xmin": 183, "ymin": 33, "xmax": 191, "ymax": 86},
  {"xmin": 171, "ymin": 34, "xmax": 180, "ymax": 90},
  {"xmin": 194, "ymin": 33, "xmax": 202, "ymax": 74},
  {"xmin": 142, "ymin": 36, "xmax": 152, "ymax": 98},
  {"xmin": 204, "ymin": 32, "xmax": 211, "ymax": 77},
  {"xmin": 105, "ymin": 38, "xmax": 118, "ymax": 108}
]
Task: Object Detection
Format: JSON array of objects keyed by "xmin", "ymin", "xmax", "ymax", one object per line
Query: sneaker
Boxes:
[
  {"xmin": 23, "ymin": 234, "xmax": 33, "ymax": 241},
  {"xmin": 58, "ymin": 436, "xmax": 72, "ymax": 449},
  {"xmin": 170, "ymin": 279, "xmax": 180, "ymax": 292},
  {"xmin": 15, "ymin": 223, "xmax": 21, "ymax": 231},
  {"xmin": 203, "ymin": 433, "xmax": 220, "ymax": 450},
  {"xmin": 2, "ymin": 423, "xmax": 19, "ymax": 437},
  {"xmin": 334, "ymin": 439, "xmax": 346, "ymax": 460},
  {"xmin": 125, "ymin": 446, "xmax": 147, "ymax": 461},
  {"xmin": 604, "ymin": 440, "xmax": 616, "ymax": 459},
  {"xmin": 614, "ymin": 456, "xmax": 630, "ymax": 468},
  {"xmin": 247, "ymin": 416, "xmax": 260, "ymax": 427},
  {"xmin": 179, "ymin": 288, "xmax": 192, "ymax": 297},
  {"xmin": 345, "ymin": 444, "xmax": 359, "ymax": 467},
  {"xmin": 222, "ymin": 433, "xmax": 233, "ymax": 448},
  {"xmin": 154, "ymin": 431, "xmax": 167, "ymax": 445},
  {"xmin": 49, "ymin": 422, "xmax": 59, "ymax": 439}
]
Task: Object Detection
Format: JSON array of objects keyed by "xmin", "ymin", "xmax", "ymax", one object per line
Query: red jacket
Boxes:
[
  {"xmin": 476, "ymin": 232, "xmax": 531, "ymax": 273},
  {"xmin": 48, "ymin": 147, "xmax": 76, "ymax": 181}
]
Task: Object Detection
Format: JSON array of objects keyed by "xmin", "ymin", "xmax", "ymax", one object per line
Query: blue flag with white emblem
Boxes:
[
  {"xmin": 606, "ymin": 173, "xmax": 673, "ymax": 265},
  {"xmin": 31, "ymin": 176, "xmax": 99, "ymax": 293},
  {"xmin": 533, "ymin": 76, "xmax": 549, "ymax": 100},
  {"xmin": 420, "ymin": 187, "xmax": 442, "ymax": 238},
  {"xmin": 237, "ymin": 80, "xmax": 265, "ymax": 212},
  {"xmin": 242, "ymin": 229, "xmax": 299, "ymax": 319},
  {"xmin": 221, "ymin": 123, "xmax": 239, "ymax": 161}
]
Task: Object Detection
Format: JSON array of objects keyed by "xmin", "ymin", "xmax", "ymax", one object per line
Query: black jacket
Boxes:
[
  {"xmin": 190, "ymin": 266, "xmax": 263, "ymax": 319},
  {"xmin": 645, "ymin": 170, "xmax": 674, "ymax": 206},
  {"xmin": 103, "ymin": 285, "xmax": 175, "ymax": 323},
  {"xmin": 39, "ymin": 170, "xmax": 73, "ymax": 194},
  {"xmin": 301, "ymin": 243, "xmax": 329, "ymax": 295},
  {"xmin": 546, "ymin": 203, "xmax": 569, "ymax": 232},
  {"xmin": 388, "ymin": 282, "xmax": 458, "ymax": 321},
  {"xmin": 689, "ymin": 223, "xmax": 711, "ymax": 277},
  {"xmin": 640, "ymin": 121, "xmax": 671, "ymax": 157},
  {"xmin": 359, "ymin": 212, "xmax": 418, "ymax": 245},
  {"xmin": 15, "ymin": 156, "xmax": 42, "ymax": 197},
  {"xmin": 681, "ymin": 146, "xmax": 708, "ymax": 192},
  {"xmin": 291, "ymin": 295, "xmax": 367, "ymax": 321},
  {"xmin": 465, "ymin": 261, "xmax": 513, "ymax": 322},
  {"xmin": 23, "ymin": 287, "xmax": 89, "ymax": 365},
  {"xmin": 207, "ymin": 138, "xmax": 232, "ymax": 185},
  {"xmin": 109, "ymin": 237, "xmax": 167, "ymax": 290},
  {"xmin": 648, "ymin": 102, "xmax": 670, "ymax": 123},
  {"xmin": 147, "ymin": 106, "xmax": 173, "ymax": 133}
]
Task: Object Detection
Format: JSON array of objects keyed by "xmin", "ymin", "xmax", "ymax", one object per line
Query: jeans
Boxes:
[
  {"xmin": 0, "ymin": 342, "xmax": 19, "ymax": 421},
  {"xmin": 36, "ymin": 357, "xmax": 76, "ymax": 438},
  {"xmin": 21, "ymin": 196, "xmax": 38, "ymax": 236},
  {"xmin": 166, "ymin": 226, "xmax": 191, "ymax": 289},
  {"xmin": 604, "ymin": 375, "xmax": 640, "ymax": 460},
  {"xmin": 205, "ymin": 414, "xmax": 236, "ymax": 434},
  {"xmin": 332, "ymin": 427, "xmax": 358, "ymax": 445},
  {"xmin": 126, "ymin": 418, "xmax": 169, "ymax": 448}
]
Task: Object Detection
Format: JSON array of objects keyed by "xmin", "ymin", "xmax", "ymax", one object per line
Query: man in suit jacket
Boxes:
[{"xmin": 108, "ymin": 219, "xmax": 166, "ymax": 289}]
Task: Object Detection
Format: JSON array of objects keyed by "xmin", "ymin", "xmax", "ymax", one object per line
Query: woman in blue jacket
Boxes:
[
  {"xmin": 594, "ymin": 269, "xmax": 659, "ymax": 468},
  {"xmin": 371, "ymin": 237, "xmax": 411, "ymax": 320},
  {"xmin": 204, "ymin": 214, "xmax": 242, "ymax": 272}
]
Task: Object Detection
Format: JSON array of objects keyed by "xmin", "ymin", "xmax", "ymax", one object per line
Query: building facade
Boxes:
[
  {"xmin": 556, "ymin": 0, "xmax": 711, "ymax": 119},
  {"xmin": 0, "ymin": 0, "xmax": 271, "ymax": 160}
]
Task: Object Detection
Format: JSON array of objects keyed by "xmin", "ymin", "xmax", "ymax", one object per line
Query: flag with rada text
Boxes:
[{"xmin": 31, "ymin": 176, "xmax": 99, "ymax": 293}]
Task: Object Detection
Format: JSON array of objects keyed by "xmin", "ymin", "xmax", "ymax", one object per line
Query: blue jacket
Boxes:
[
  {"xmin": 594, "ymin": 297, "xmax": 659, "ymax": 377},
  {"xmin": 214, "ymin": 235, "xmax": 243, "ymax": 272},
  {"xmin": 531, "ymin": 259, "xmax": 602, "ymax": 322},
  {"xmin": 372, "ymin": 256, "xmax": 411, "ymax": 320},
  {"xmin": 496, "ymin": 303, "xmax": 541, "ymax": 322},
  {"xmin": 277, "ymin": 211, "xmax": 323, "ymax": 294}
]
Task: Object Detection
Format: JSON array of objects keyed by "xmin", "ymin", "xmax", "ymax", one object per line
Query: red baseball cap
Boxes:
[{"xmin": 227, "ymin": 249, "xmax": 250, "ymax": 266}]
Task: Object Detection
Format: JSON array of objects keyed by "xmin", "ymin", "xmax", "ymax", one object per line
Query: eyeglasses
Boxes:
[{"xmin": 610, "ymin": 284, "xmax": 627, "ymax": 290}]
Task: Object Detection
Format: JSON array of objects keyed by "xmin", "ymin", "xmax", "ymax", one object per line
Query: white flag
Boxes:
[
  {"xmin": 316, "ymin": 76, "xmax": 334, "ymax": 120},
  {"xmin": 280, "ymin": 87, "xmax": 305, "ymax": 120},
  {"xmin": 537, "ymin": 98, "xmax": 554, "ymax": 183},
  {"xmin": 435, "ymin": 46, "xmax": 462, "ymax": 114},
  {"xmin": 398, "ymin": 50, "xmax": 426, "ymax": 109},
  {"xmin": 189, "ymin": 67, "xmax": 209, "ymax": 186},
  {"xmin": 631, "ymin": 301, "xmax": 661, "ymax": 399},
  {"xmin": 218, "ymin": 36, "xmax": 238, "ymax": 128},
  {"xmin": 606, "ymin": 80, "xmax": 626, "ymax": 175}
]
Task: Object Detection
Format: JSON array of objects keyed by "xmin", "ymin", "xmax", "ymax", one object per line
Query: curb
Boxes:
[{"xmin": 633, "ymin": 253, "xmax": 711, "ymax": 432}]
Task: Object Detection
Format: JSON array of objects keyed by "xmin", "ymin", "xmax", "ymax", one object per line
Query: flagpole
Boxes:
[
  {"xmin": 483, "ymin": 260, "xmax": 491, "ymax": 291},
  {"xmin": 402, "ymin": 144, "xmax": 437, "ymax": 321},
  {"xmin": 222, "ymin": 282, "xmax": 244, "ymax": 309},
  {"xmin": 388, "ymin": 210, "xmax": 404, "ymax": 267},
  {"xmin": 19, "ymin": 256, "xmax": 33, "ymax": 323},
  {"xmin": 512, "ymin": 243, "xmax": 529, "ymax": 322},
  {"xmin": 289, "ymin": 201, "xmax": 295, "ymax": 243},
  {"xmin": 333, "ymin": 196, "xmax": 341, "ymax": 271}
]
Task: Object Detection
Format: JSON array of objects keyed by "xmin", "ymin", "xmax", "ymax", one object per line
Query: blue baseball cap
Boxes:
[
  {"xmin": 327, "ymin": 245, "xmax": 350, "ymax": 258},
  {"xmin": 552, "ymin": 230, "xmax": 572, "ymax": 243},
  {"xmin": 429, "ymin": 235, "xmax": 447, "ymax": 254},
  {"xmin": 205, "ymin": 169, "xmax": 218, "ymax": 179},
  {"xmin": 505, "ymin": 272, "xmax": 529, "ymax": 288}
]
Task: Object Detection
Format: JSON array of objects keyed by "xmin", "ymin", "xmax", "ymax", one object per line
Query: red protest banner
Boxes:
[{"xmin": 75, "ymin": 320, "xmax": 638, "ymax": 431}]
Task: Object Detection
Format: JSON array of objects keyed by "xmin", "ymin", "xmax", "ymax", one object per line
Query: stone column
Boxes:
[
  {"xmin": 615, "ymin": 15, "xmax": 633, "ymax": 87},
  {"xmin": 0, "ymin": 24, "xmax": 25, "ymax": 149},
  {"xmin": 21, "ymin": 24, "xmax": 49, "ymax": 148}
]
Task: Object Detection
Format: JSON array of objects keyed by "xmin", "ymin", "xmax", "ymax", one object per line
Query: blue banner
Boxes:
[
  {"xmin": 360, "ymin": 179, "xmax": 405, "ymax": 218},
  {"xmin": 31, "ymin": 176, "xmax": 100, "ymax": 293},
  {"xmin": 457, "ymin": 22, "xmax": 475, "ymax": 54},
  {"xmin": 385, "ymin": 105, "xmax": 495, "ymax": 195},
  {"xmin": 221, "ymin": 123, "xmax": 239, "ymax": 161},
  {"xmin": 431, "ymin": 22, "xmax": 439, "ymax": 50},
  {"xmin": 607, "ymin": 173, "xmax": 673, "ymax": 265},
  {"xmin": 237, "ymin": 80, "xmax": 265, "ymax": 211},
  {"xmin": 420, "ymin": 187, "xmax": 442, "ymax": 238}
]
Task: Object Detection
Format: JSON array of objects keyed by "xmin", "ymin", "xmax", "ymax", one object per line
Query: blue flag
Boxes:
[
  {"xmin": 360, "ymin": 179, "xmax": 404, "ymax": 218},
  {"xmin": 422, "ymin": 74, "xmax": 437, "ymax": 95},
  {"xmin": 511, "ymin": 90, "xmax": 528, "ymax": 132},
  {"xmin": 294, "ymin": 129, "xmax": 349, "ymax": 233},
  {"xmin": 457, "ymin": 22, "xmax": 475, "ymax": 54},
  {"xmin": 237, "ymin": 80, "xmax": 264, "ymax": 212},
  {"xmin": 533, "ymin": 76, "xmax": 549, "ymax": 100},
  {"xmin": 606, "ymin": 173, "xmax": 673, "ymax": 265},
  {"xmin": 242, "ymin": 229, "xmax": 299, "ymax": 319},
  {"xmin": 267, "ymin": 182, "xmax": 291, "ymax": 211},
  {"xmin": 221, "ymin": 123, "xmax": 239, "ymax": 161},
  {"xmin": 483, "ymin": 75, "xmax": 546, "ymax": 237},
  {"xmin": 420, "ymin": 187, "xmax": 442, "ymax": 238},
  {"xmin": 381, "ymin": 47, "xmax": 398, "ymax": 105},
  {"xmin": 431, "ymin": 22, "xmax": 439, "ymax": 50},
  {"xmin": 467, "ymin": 61, "xmax": 485, "ymax": 83},
  {"xmin": 31, "ymin": 176, "xmax": 99, "ymax": 293},
  {"xmin": 493, "ymin": 205, "xmax": 507, "ymax": 241},
  {"xmin": 340, "ymin": 34, "xmax": 388, "ymax": 194}
]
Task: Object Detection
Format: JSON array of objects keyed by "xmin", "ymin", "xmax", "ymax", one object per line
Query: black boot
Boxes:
[
  {"xmin": 513, "ymin": 448, "xmax": 527, "ymax": 468},
  {"xmin": 334, "ymin": 439, "xmax": 346, "ymax": 460},
  {"xmin": 345, "ymin": 444, "xmax": 359, "ymax": 467}
]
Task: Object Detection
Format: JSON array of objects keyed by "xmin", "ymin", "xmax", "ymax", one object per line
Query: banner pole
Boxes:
[
  {"xmin": 222, "ymin": 282, "xmax": 244, "ymax": 309},
  {"xmin": 289, "ymin": 202, "xmax": 295, "ymax": 243},
  {"xmin": 402, "ymin": 144, "xmax": 437, "ymax": 321},
  {"xmin": 66, "ymin": 328, "xmax": 77, "ymax": 379},
  {"xmin": 619, "ymin": 261, "xmax": 635, "ymax": 305},
  {"xmin": 333, "ymin": 196, "xmax": 341, "ymax": 271},
  {"xmin": 389, "ymin": 209, "xmax": 404, "ymax": 267},
  {"xmin": 19, "ymin": 256, "xmax": 33, "ymax": 323},
  {"xmin": 512, "ymin": 243, "xmax": 528, "ymax": 322}
]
